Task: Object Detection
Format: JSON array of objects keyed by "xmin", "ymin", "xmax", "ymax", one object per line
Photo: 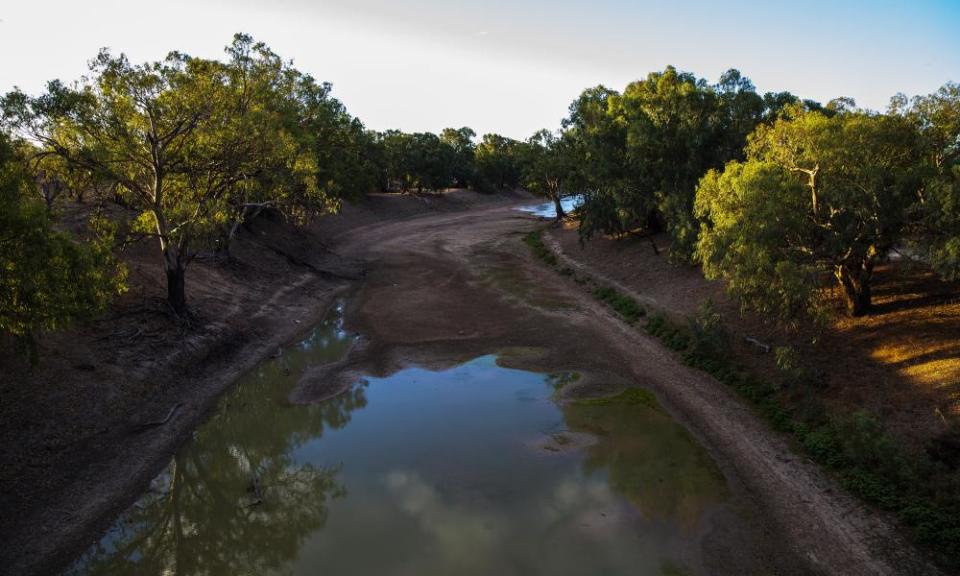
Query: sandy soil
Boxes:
[{"xmin": 0, "ymin": 191, "xmax": 943, "ymax": 575}]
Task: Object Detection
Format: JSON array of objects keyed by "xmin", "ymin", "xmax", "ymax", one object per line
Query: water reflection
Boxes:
[
  {"xmin": 74, "ymin": 303, "xmax": 360, "ymax": 576},
  {"xmin": 73, "ymin": 318, "xmax": 732, "ymax": 575},
  {"xmin": 563, "ymin": 394, "xmax": 728, "ymax": 528}
]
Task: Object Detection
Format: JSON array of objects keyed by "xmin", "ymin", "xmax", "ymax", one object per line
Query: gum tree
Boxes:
[
  {"xmin": 695, "ymin": 106, "xmax": 921, "ymax": 318},
  {"xmin": 440, "ymin": 126, "xmax": 477, "ymax": 188},
  {"xmin": 3, "ymin": 36, "xmax": 336, "ymax": 315},
  {"xmin": 521, "ymin": 129, "xmax": 581, "ymax": 222},
  {"xmin": 895, "ymin": 83, "xmax": 960, "ymax": 279},
  {"xmin": 0, "ymin": 130, "xmax": 125, "ymax": 359}
]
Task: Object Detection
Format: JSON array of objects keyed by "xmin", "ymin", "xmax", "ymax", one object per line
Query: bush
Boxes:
[
  {"xmin": 642, "ymin": 305, "xmax": 960, "ymax": 567},
  {"xmin": 0, "ymin": 133, "xmax": 126, "ymax": 361},
  {"xmin": 522, "ymin": 230, "xmax": 557, "ymax": 266},
  {"xmin": 592, "ymin": 285, "xmax": 645, "ymax": 323}
]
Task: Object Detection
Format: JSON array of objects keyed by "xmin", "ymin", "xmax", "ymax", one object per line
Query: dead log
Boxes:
[
  {"xmin": 744, "ymin": 336, "xmax": 771, "ymax": 353},
  {"xmin": 134, "ymin": 402, "xmax": 184, "ymax": 432}
]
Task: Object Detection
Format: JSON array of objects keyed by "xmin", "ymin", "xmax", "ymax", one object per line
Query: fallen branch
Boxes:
[
  {"xmin": 228, "ymin": 201, "xmax": 281, "ymax": 243},
  {"xmin": 137, "ymin": 402, "xmax": 184, "ymax": 430},
  {"xmin": 250, "ymin": 235, "xmax": 366, "ymax": 281},
  {"xmin": 744, "ymin": 336, "xmax": 771, "ymax": 353}
]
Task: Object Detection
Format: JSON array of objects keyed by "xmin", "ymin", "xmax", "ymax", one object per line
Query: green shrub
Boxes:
[
  {"xmin": 642, "ymin": 306, "xmax": 960, "ymax": 568},
  {"xmin": 592, "ymin": 285, "xmax": 645, "ymax": 323},
  {"xmin": 645, "ymin": 313, "xmax": 690, "ymax": 351},
  {"xmin": 523, "ymin": 230, "xmax": 557, "ymax": 266},
  {"xmin": 575, "ymin": 387, "xmax": 658, "ymax": 409}
]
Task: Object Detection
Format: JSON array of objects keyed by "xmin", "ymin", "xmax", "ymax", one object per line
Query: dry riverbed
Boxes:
[{"xmin": 0, "ymin": 191, "xmax": 942, "ymax": 575}]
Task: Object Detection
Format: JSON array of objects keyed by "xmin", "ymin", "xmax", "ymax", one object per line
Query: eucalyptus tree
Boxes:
[
  {"xmin": 2, "ymin": 35, "xmax": 337, "ymax": 315},
  {"xmin": 409, "ymin": 132, "xmax": 454, "ymax": 192},
  {"xmin": 0, "ymin": 130, "xmax": 125, "ymax": 359},
  {"xmin": 695, "ymin": 105, "xmax": 922, "ymax": 318},
  {"xmin": 894, "ymin": 83, "xmax": 960, "ymax": 280},
  {"xmin": 475, "ymin": 133, "xmax": 524, "ymax": 190},
  {"xmin": 521, "ymin": 129, "xmax": 581, "ymax": 222},
  {"xmin": 440, "ymin": 126, "xmax": 477, "ymax": 188},
  {"xmin": 374, "ymin": 130, "xmax": 455, "ymax": 193},
  {"xmin": 714, "ymin": 69, "xmax": 765, "ymax": 162},
  {"xmin": 566, "ymin": 68, "xmax": 727, "ymax": 253},
  {"xmin": 561, "ymin": 85, "xmax": 637, "ymax": 237},
  {"xmin": 218, "ymin": 36, "xmax": 363, "ymax": 241},
  {"xmin": 761, "ymin": 91, "xmax": 801, "ymax": 121},
  {"xmin": 617, "ymin": 66, "xmax": 722, "ymax": 254}
]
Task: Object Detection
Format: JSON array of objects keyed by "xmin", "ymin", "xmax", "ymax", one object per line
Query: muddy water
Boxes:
[{"xmin": 70, "ymin": 302, "xmax": 730, "ymax": 576}]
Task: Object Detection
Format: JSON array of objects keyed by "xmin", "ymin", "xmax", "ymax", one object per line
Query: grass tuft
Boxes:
[
  {"xmin": 523, "ymin": 230, "xmax": 557, "ymax": 266},
  {"xmin": 593, "ymin": 285, "xmax": 645, "ymax": 323},
  {"xmin": 574, "ymin": 387, "xmax": 658, "ymax": 409}
]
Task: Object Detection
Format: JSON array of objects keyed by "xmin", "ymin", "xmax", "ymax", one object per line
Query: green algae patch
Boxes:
[
  {"xmin": 564, "ymin": 386, "xmax": 728, "ymax": 527},
  {"xmin": 546, "ymin": 371, "xmax": 581, "ymax": 391},
  {"xmin": 574, "ymin": 387, "xmax": 659, "ymax": 409}
]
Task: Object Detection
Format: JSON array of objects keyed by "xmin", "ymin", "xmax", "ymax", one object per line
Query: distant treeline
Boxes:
[{"xmin": 1, "ymin": 34, "xmax": 958, "ymax": 354}]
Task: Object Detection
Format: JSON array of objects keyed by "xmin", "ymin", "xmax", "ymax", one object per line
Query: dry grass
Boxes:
[{"xmin": 833, "ymin": 267, "xmax": 960, "ymax": 430}]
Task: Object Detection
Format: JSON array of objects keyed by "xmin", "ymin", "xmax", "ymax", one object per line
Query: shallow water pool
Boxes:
[
  {"xmin": 515, "ymin": 194, "xmax": 584, "ymax": 219},
  {"xmin": 71, "ymin": 302, "xmax": 729, "ymax": 576}
]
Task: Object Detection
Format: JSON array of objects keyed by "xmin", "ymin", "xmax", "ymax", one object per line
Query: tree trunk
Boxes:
[
  {"xmin": 164, "ymin": 251, "xmax": 188, "ymax": 316},
  {"xmin": 836, "ymin": 261, "xmax": 873, "ymax": 317},
  {"xmin": 553, "ymin": 195, "xmax": 565, "ymax": 222}
]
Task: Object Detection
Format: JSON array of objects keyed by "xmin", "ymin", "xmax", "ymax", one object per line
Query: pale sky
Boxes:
[{"xmin": 1, "ymin": 0, "xmax": 958, "ymax": 140}]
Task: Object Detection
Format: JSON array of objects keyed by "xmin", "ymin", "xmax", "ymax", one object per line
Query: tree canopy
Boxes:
[
  {"xmin": 520, "ymin": 129, "xmax": 581, "ymax": 221},
  {"xmin": 2, "ymin": 35, "xmax": 359, "ymax": 315},
  {"xmin": 695, "ymin": 106, "xmax": 922, "ymax": 318},
  {"xmin": 894, "ymin": 83, "xmax": 960, "ymax": 280},
  {"xmin": 0, "ymin": 130, "xmax": 126, "ymax": 358},
  {"xmin": 2, "ymin": 37, "xmax": 956, "ymax": 338}
]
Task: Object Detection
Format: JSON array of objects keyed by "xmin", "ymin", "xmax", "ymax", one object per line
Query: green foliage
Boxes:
[
  {"xmin": 440, "ymin": 126, "xmax": 477, "ymax": 188},
  {"xmin": 896, "ymin": 82, "xmax": 960, "ymax": 280},
  {"xmin": 567, "ymin": 68, "xmax": 772, "ymax": 255},
  {"xmin": 687, "ymin": 299, "xmax": 726, "ymax": 353},
  {"xmin": 522, "ymin": 230, "xmax": 557, "ymax": 266},
  {"xmin": 375, "ymin": 130, "xmax": 456, "ymax": 192},
  {"xmin": 578, "ymin": 184, "xmax": 651, "ymax": 240},
  {"xmin": 475, "ymin": 133, "xmax": 524, "ymax": 191},
  {"xmin": 592, "ymin": 285, "xmax": 645, "ymax": 324},
  {"xmin": 644, "ymin": 305, "xmax": 960, "ymax": 567},
  {"xmin": 645, "ymin": 313, "xmax": 691, "ymax": 352},
  {"xmin": 695, "ymin": 107, "xmax": 922, "ymax": 319},
  {"xmin": 694, "ymin": 161, "xmax": 816, "ymax": 321},
  {"xmin": 371, "ymin": 127, "xmax": 482, "ymax": 193},
  {"xmin": 574, "ymin": 387, "xmax": 658, "ymax": 409},
  {"xmin": 520, "ymin": 129, "xmax": 582, "ymax": 219},
  {"xmin": 2, "ymin": 35, "xmax": 359, "ymax": 314},
  {"xmin": 0, "ymin": 132, "xmax": 126, "ymax": 359},
  {"xmin": 775, "ymin": 345, "xmax": 820, "ymax": 387}
]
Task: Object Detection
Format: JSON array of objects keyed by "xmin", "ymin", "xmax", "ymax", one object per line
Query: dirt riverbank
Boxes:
[
  {"xmin": 304, "ymin": 203, "xmax": 940, "ymax": 575},
  {"xmin": 0, "ymin": 190, "xmax": 518, "ymax": 576},
  {"xmin": 1, "ymin": 191, "xmax": 943, "ymax": 575}
]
